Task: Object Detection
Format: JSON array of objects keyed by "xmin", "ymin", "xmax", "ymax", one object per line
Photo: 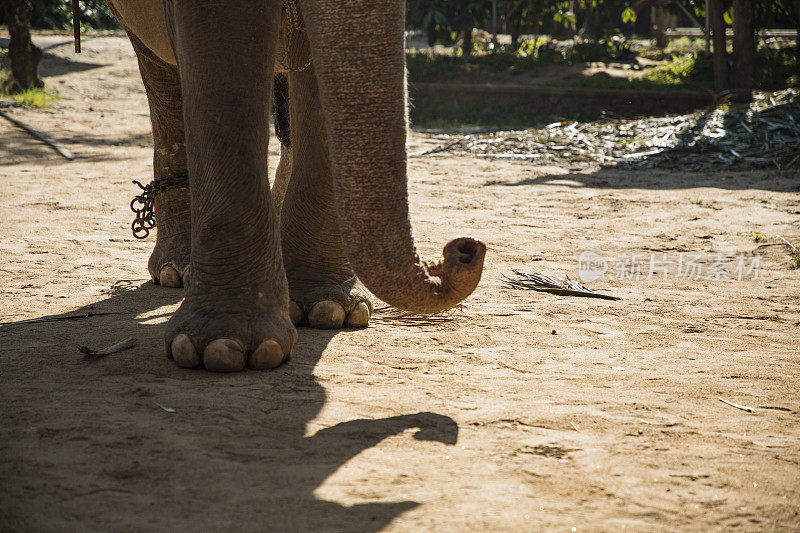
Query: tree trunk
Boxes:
[
  {"xmin": 511, "ymin": 14, "xmax": 526, "ymax": 52},
  {"xmin": 709, "ymin": 0, "xmax": 729, "ymax": 94},
  {"xmin": 732, "ymin": 0, "xmax": 755, "ymax": 102},
  {"xmin": 792, "ymin": 0, "xmax": 800, "ymax": 74},
  {"xmin": 1, "ymin": 0, "xmax": 43, "ymax": 91},
  {"xmin": 654, "ymin": 7, "xmax": 669, "ymax": 49},
  {"xmin": 460, "ymin": 27, "xmax": 473, "ymax": 57}
]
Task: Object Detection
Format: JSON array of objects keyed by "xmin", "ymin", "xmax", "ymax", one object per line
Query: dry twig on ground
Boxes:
[
  {"xmin": 502, "ymin": 270, "xmax": 620, "ymax": 300},
  {"xmin": 371, "ymin": 304, "xmax": 466, "ymax": 325},
  {"xmin": 79, "ymin": 337, "xmax": 138, "ymax": 360}
]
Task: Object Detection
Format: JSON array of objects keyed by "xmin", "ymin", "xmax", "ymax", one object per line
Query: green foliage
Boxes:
[
  {"xmin": 756, "ymin": 46, "xmax": 798, "ymax": 91},
  {"xmin": 642, "ymin": 45, "xmax": 797, "ymax": 91},
  {"xmin": 408, "ymin": 34, "xmax": 636, "ymax": 84},
  {"xmin": 645, "ymin": 52, "xmax": 705, "ymax": 85},
  {"xmin": 564, "ymin": 37, "xmax": 631, "ymax": 62},
  {"xmin": 790, "ymin": 250, "xmax": 800, "ymax": 270},
  {"xmin": 722, "ymin": 6, "xmax": 734, "ymax": 25},
  {"xmin": 621, "ymin": 7, "xmax": 636, "ymax": 24},
  {"xmin": 0, "ymin": 0, "xmax": 120, "ymax": 30},
  {"xmin": 0, "ymin": 69, "xmax": 58, "ymax": 107},
  {"xmin": 664, "ymin": 37, "xmax": 707, "ymax": 56},
  {"xmin": 9, "ymin": 86, "xmax": 58, "ymax": 106},
  {"xmin": 407, "ymin": 49, "xmax": 538, "ymax": 83},
  {"xmin": 406, "ymin": 0, "xmax": 487, "ymax": 46}
]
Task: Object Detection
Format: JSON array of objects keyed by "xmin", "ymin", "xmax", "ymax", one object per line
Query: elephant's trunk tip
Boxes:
[
  {"xmin": 454, "ymin": 238, "xmax": 482, "ymax": 265},
  {"xmin": 441, "ymin": 237, "xmax": 485, "ymax": 274},
  {"xmin": 420, "ymin": 237, "xmax": 485, "ymax": 311}
]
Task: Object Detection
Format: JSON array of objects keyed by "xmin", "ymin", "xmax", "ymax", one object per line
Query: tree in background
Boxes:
[
  {"xmin": 732, "ymin": 0, "xmax": 754, "ymax": 100},
  {"xmin": 21, "ymin": 0, "xmax": 117, "ymax": 30},
  {"xmin": 770, "ymin": 0, "xmax": 799, "ymax": 73},
  {"xmin": 1, "ymin": 0, "xmax": 43, "ymax": 91},
  {"xmin": 407, "ymin": 0, "xmax": 489, "ymax": 55}
]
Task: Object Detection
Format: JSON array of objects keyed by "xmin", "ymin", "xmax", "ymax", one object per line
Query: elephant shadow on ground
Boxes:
[{"xmin": 0, "ymin": 281, "xmax": 457, "ymax": 531}]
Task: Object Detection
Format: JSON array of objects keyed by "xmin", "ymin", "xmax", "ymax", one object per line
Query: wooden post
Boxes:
[
  {"xmin": 732, "ymin": 0, "xmax": 755, "ymax": 102},
  {"xmin": 709, "ymin": 0, "xmax": 729, "ymax": 94}
]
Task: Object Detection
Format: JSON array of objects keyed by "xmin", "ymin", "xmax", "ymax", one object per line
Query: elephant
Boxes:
[{"xmin": 103, "ymin": 0, "xmax": 486, "ymax": 372}]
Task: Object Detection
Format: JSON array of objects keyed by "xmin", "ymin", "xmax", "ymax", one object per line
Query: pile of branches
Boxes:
[
  {"xmin": 417, "ymin": 89, "xmax": 799, "ymax": 171},
  {"xmin": 634, "ymin": 90, "xmax": 800, "ymax": 170}
]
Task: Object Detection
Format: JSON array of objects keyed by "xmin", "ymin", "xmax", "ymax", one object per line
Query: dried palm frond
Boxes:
[{"xmin": 502, "ymin": 270, "xmax": 620, "ymax": 300}]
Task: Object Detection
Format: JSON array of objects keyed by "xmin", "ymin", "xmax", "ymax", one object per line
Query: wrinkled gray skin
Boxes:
[{"xmin": 106, "ymin": 0, "xmax": 486, "ymax": 371}]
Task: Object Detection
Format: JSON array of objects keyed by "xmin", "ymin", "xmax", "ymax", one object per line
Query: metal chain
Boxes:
[{"xmin": 130, "ymin": 175, "xmax": 189, "ymax": 239}]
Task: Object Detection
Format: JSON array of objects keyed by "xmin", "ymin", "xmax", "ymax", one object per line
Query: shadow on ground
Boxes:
[
  {"xmin": 483, "ymin": 167, "xmax": 800, "ymax": 192},
  {"xmin": 0, "ymin": 282, "xmax": 457, "ymax": 530},
  {"xmin": 0, "ymin": 37, "xmax": 108, "ymax": 76},
  {"xmin": 478, "ymin": 99, "xmax": 800, "ymax": 193}
]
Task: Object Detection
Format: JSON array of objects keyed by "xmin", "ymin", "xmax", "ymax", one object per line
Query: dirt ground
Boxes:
[{"xmin": 2, "ymin": 34, "xmax": 799, "ymax": 532}]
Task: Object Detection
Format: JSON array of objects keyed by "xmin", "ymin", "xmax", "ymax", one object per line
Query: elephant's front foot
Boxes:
[
  {"xmin": 165, "ymin": 295, "xmax": 297, "ymax": 372},
  {"xmin": 288, "ymin": 274, "xmax": 373, "ymax": 329},
  {"xmin": 148, "ymin": 233, "xmax": 190, "ymax": 288},
  {"xmin": 148, "ymin": 187, "xmax": 190, "ymax": 288}
]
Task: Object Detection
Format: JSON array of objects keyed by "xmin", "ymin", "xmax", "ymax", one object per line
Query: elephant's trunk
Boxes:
[{"xmin": 300, "ymin": 0, "xmax": 485, "ymax": 313}]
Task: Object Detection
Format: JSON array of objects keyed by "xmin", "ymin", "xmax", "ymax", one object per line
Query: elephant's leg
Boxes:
[
  {"xmin": 279, "ymin": 66, "xmax": 372, "ymax": 329},
  {"xmin": 162, "ymin": 0, "xmax": 296, "ymax": 371},
  {"xmin": 130, "ymin": 34, "xmax": 190, "ymax": 288}
]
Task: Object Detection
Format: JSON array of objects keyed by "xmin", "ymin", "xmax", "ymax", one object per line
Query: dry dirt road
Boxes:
[{"xmin": 1, "ymin": 33, "xmax": 799, "ymax": 532}]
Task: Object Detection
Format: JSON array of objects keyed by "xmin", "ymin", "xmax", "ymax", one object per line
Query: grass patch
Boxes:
[
  {"xmin": 5, "ymin": 86, "xmax": 59, "ymax": 107},
  {"xmin": 639, "ymin": 37, "xmax": 707, "ymax": 61},
  {"xmin": 751, "ymin": 232, "xmax": 767, "ymax": 243},
  {"xmin": 406, "ymin": 37, "xmax": 636, "ymax": 86},
  {"xmin": 645, "ymin": 52, "xmax": 709, "ymax": 86},
  {"xmin": 790, "ymin": 250, "xmax": 800, "ymax": 270},
  {"xmin": 0, "ymin": 69, "xmax": 58, "ymax": 107}
]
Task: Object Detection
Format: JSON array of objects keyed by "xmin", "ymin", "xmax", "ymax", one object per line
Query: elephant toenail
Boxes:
[
  {"xmin": 308, "ymin": 300, "xmax": 346, "ymax": 329},
  {"xmin": 289, "ymin": 301, "xmax": 303, "ymax": 325},
  {"xmin": 159, "ymin": 265, "xmax": 182, "ymax": 287},
  {"xmin": 171, "ymin": 333, "xmax": 201, "ymax": 368},
  {"xmin": 203, "ymin": 338, "xmax": 246, "ymax": 372},
  {"xmin": 344, "ymin": 302, "xmax": 370, "ymax": 328},
  {"xmin": 247, "ymin": 340, "xmax": 286, "ymax": 370}
]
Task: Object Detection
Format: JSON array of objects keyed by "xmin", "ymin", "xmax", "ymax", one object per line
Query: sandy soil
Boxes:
[{"xmin": 2, "ymin": 34, "xmax": 799, "ymax": 532}]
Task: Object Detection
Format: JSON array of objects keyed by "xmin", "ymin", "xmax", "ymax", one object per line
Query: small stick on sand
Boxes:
[
  {"xmin": 775, "ymin": 235, "xmax": 798, "ymax": 254},
  {"xmin": 717, "ymin": 396, "xmax": 756, "ymax": 413},
  {"xmin": 79, "ymin": 337, "xmax": 138, "ymax": 359},
  {"xmin": 0, "ymin": 108, "xmax": 74, "ymax": 160},
  {"xmin": 0, "ymin": 311, "xmax": 124, "ymax": 327},
  {"xmin": 669, "ymin": 473, "xmax": 710, "ymax": 480}
]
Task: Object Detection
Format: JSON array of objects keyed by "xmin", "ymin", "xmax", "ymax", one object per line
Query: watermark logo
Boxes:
[
  {"xmin": 577, "ymin": 250, "xmax": 608, "ymax": 283},
  {"xmin": 577, "ymin": 250, "xmax": 760, "ymax": 282}
]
